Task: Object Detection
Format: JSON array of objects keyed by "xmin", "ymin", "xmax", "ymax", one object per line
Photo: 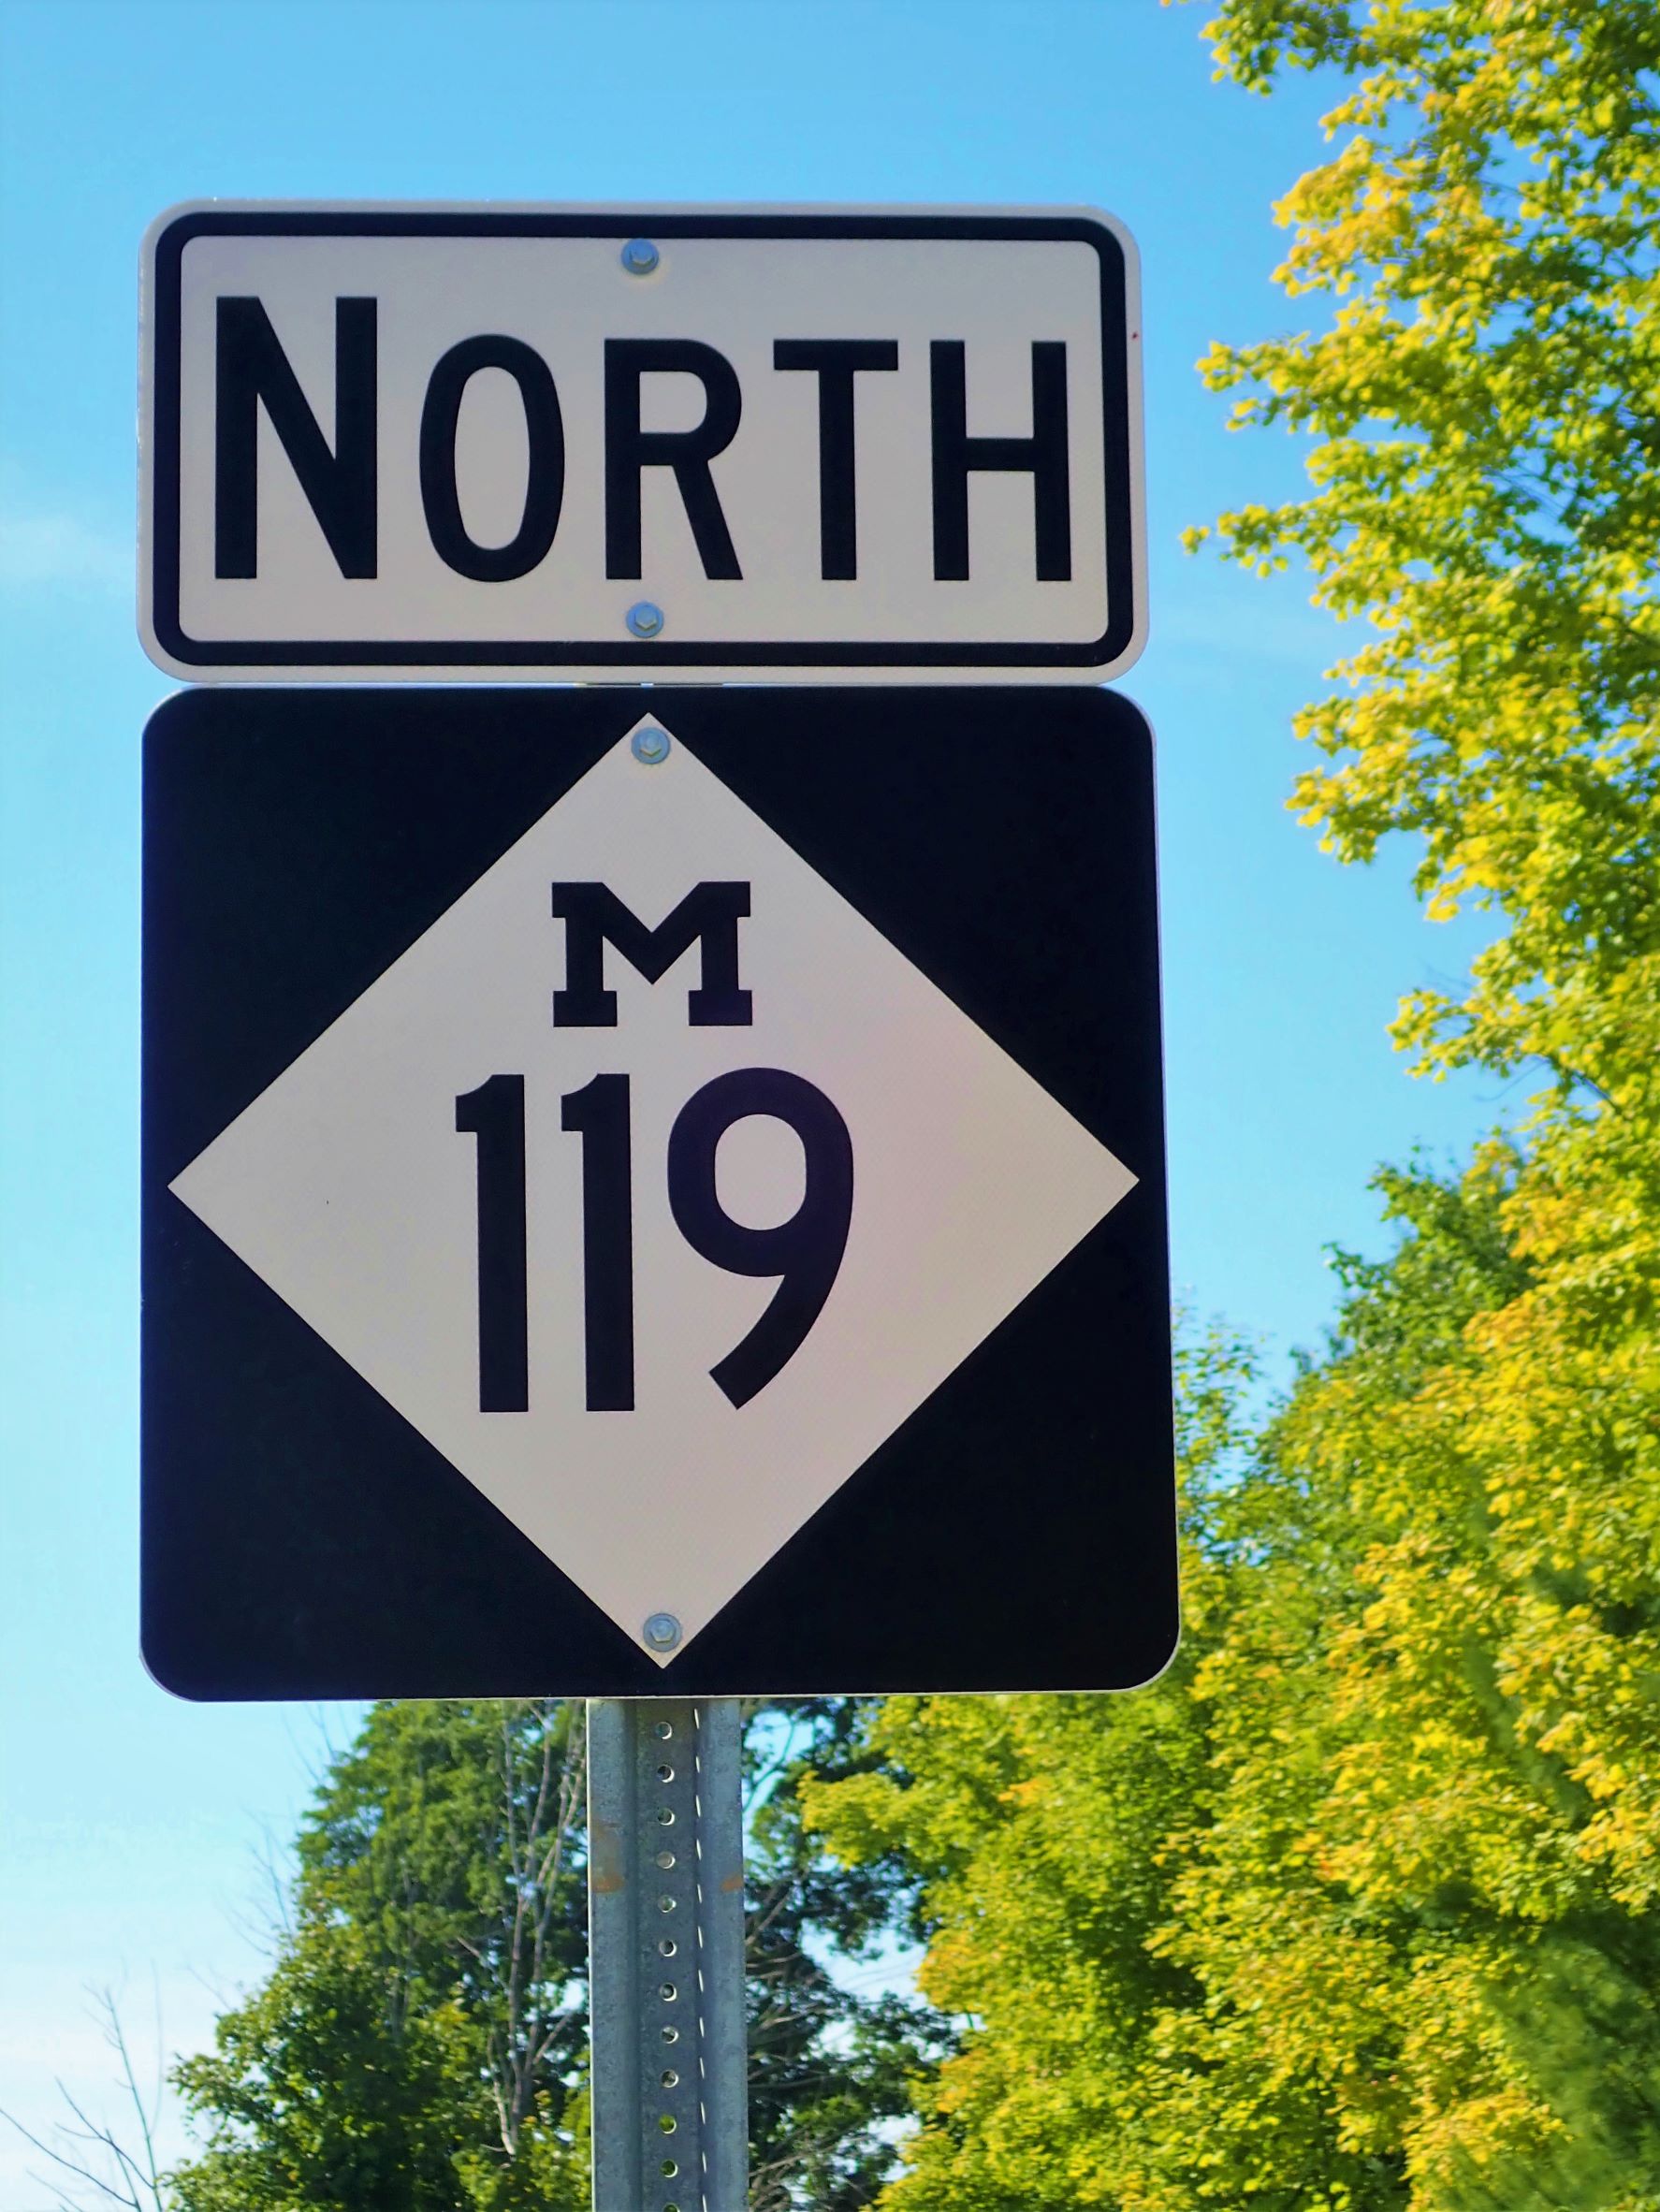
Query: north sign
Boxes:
[
  {"xmin": 141, "ymin": 685, "xmax": 1174, "ymax": 1698},
  {"xmin": 138, "ymin": 205, "xmax": 1144, "ymax": 684}
]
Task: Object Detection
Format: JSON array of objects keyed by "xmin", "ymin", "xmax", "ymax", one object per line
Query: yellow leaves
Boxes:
[
  {"xmin": 804, "ymin": 4, "xmax": 1660, "ymax": 2200},
  {"xmin": 1191, "ymin": 336, "xmax": 1245, "ymax": 397},
  {"xmin": 1192, "ymin": 0, "xmax": 1660, "ymax": 1112}
]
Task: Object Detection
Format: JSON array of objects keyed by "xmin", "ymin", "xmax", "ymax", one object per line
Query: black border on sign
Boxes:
[{"xmin": 147, "ymin": 208, "xmax": 1137, "ymax": 671}]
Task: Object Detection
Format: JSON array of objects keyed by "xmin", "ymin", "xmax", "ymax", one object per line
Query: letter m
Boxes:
[{"xmin": 550, "ymin": 882, "xmax": 752, "ymax": 1026}]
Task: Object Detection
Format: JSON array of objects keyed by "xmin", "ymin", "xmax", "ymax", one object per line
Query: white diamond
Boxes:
[{"xmin": 169, "ymin": 719, "xmax": 1136, "ymax": 1662}]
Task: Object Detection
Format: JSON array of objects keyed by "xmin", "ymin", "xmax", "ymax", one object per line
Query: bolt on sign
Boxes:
[
  {"xmin": 138, "ymin": 204, "xmax": 1144, "ymax": 684},
  {"xmin": 140, "ymin": 685, "xmax": 1174, "ymax": 1698}
]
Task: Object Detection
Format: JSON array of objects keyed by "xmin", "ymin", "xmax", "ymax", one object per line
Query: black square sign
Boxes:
[{"xmin": 142, "ymin": 686, "xmax": 1174, "ymax": 1697}]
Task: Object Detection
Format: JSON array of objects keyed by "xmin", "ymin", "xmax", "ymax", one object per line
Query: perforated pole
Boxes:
[{"xmin": 588, "ymin": 1698, "xmax": 748, "ymax": 2212}]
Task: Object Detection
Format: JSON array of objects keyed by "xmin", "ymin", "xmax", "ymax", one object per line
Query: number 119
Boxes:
[{"xmin": 455, "ymin": 1068, "xmax": 852, "ymax": 1414}]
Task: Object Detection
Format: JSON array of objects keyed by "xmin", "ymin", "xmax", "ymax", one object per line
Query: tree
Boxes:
[
  {"xmin": 1192, "ymin": 0, "xmax": 1660, "ymax": 1111},
  {"xmin": 1185, "ymin": 4, "xmax": 1660, "ymax": 2190},
  {"xmin": 809, "ymin": 1187, "xmax": 1660, "ymax": 2207},
  {"xmin": 169, "ymin": 1698, "xmax": 939, "ymax": 2211},
  {"xmin": 173, "ymin": 1699, "xmax": 590, "ymax": 2212},
  {"xmin": 2, "ymin": 1988, "xmax": 172, "ymax": 2212},
  {"xmin": 801, "ymin": 1326, "xmax": 1311, "ymax": 2212},
  {"xmin": 805, "ymin": 2, "xmax": 1660, "ymax": 2204},
  {"xmin": 745, "ymin": 1701, "xmax": 952, "ymax": 2212}
]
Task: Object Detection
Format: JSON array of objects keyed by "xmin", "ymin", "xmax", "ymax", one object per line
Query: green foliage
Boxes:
[
  {"xmin": 172, "ymin": 1700, "xmax": 590, "ymax": 2212},
  {"xmin": 746, "ymin": 1702, "xmax": 952, "ymax": 2211},
  {"xmin": 804, "ymin": 2, "xmax": 1660, "ymax": 2205},
  {"xmin": 809, "ymin": 1206, "xmax": 1660, "ymax": 2206},
  {"xmin": 1189, "ymin": 0, "xmax": 1660, "ymax": 1107},
  {"xmin": 170, "ymin": 1921, "xmax": 560, "ymax": 2212},
  {"xmin": 168, "ymin": 1699, "xmax": 939, "ymax": 2211}
]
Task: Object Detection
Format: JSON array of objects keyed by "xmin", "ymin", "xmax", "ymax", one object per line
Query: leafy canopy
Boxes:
[
  {"xmin": 805, "ymin": 2, "xmax": 1660, "ymax": 2205},
  {"xmin": 1191, "ymin": 0, "xmax": 1660, "ymax": 1105},
  {"xmin": 169, "ymin": 1698, "xmax": 942, "ymax": 2212}
]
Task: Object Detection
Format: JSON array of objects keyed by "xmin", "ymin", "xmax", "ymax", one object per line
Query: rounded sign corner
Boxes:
[
  {"xmin": 1065, "ymin": 203, "xmax": 1140, "ymax": 277},
  {"xmin": 138, "ymin": 1615, "xmax": 218, "ymax": 1704},
  {"xmin": 138, "ymin": 604, "xmax": 211, "ymax": 688},
  {"xmin": 1102, "ymin": 682, "xmax": 1158, "ymax": 757},
  {"xmin": 140, "ymin": 677, "xmax": 211, "ymax": 737},
  {"xmin": 1118, "ymin": 1608, "xmax": 1183, "ymax": 1695},
  {"xmin": 1103, "ymin": 601, "xmax": 1150, "ymax": 685},
  {"xmin": 142, "ymin": 198, "xmax": 220, "ymax": 271}
]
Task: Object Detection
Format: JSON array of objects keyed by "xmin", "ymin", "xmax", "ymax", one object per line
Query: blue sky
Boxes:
[{"xmin": 0, "ymin": 1, "xmax": 1506, "ymax": 2199}]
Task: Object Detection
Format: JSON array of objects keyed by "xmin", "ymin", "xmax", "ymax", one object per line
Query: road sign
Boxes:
[
  {"xmin": 142, "ymin": 685, "xmax": 1173, "ymax": 1698},
  {"xmin": 138, "ymin": 204, "xmax": 1144, "ymax": 685}
]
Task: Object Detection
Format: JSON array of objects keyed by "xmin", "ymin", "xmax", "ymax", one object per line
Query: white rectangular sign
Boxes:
[{"xmin": 139, "ymin": 204, "xmax": 1143, "ymax": 684}]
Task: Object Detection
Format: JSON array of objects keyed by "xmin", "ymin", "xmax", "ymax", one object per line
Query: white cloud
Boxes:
[{"xmin": 0, "ymin": 508, "xmax": 131, "ymax": 595}]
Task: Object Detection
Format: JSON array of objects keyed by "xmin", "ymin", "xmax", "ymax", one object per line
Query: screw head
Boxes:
[
  {"xmin": 631, "ymin": 724, "xmax": 671, "ymax": 764},
  {"xmin": 627, "ymin": 599, "xmax": 665, "ymax": 640},
  {"xmin": 644, "ymin": 1610, "xmax": 682, "ymax": 1651},
  {"xmin": 620, "ymin": 236, "xmax": 660, "ymax": 276}
]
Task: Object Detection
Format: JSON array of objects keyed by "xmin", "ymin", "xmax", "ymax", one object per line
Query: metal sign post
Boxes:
[{"xmin": 588, "ymin": 1697, "xmax": 748, "ymax": 2212}]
